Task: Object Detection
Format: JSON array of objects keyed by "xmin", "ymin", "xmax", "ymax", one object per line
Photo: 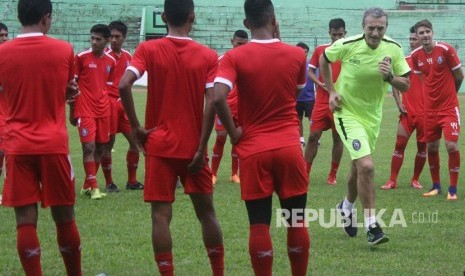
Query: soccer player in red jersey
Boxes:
[
  {"xmin": 211, "ymin": 29, "xmax": 248, "ymax": 185},
  {"xmin": 382, "ymin": 26, "xmax": 426, "ymax": 190},
  {"xmin": 304, "ymin": 18, "xmax": 346, "ymax": 185},
  {"xmin": 214, "ymin": 0, "xmax": 310, "ymax": 275},
  {"xmin": 119, "ymin": 1, "xmax": 224, "ymax": 275},
  {"xmin": 0, "ymin": 0, "xmax": 82, "ymax": 275},
  {"xmin": 71, "ymin": 24, "xmax": 116, "ymax": 199},
  {"xmin": 0, "ymin": 22, "xmax": 8, "ymax": 183},
  {"xmin": 411, "ymin": 19, "xmax": 464, "ymax": 200},
  {"xmin": 102, "ymin": 20, "xmax": 143, "ymax": 192}
]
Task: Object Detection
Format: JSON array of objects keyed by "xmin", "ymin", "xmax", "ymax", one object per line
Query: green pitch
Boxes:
[{"xmin": 0, "ymin": 90, "xmax": 463, "ymax": 275}]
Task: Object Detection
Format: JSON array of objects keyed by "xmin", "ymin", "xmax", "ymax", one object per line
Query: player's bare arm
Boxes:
[
  {"xmin": 213, "ymin": 83, "xmax": 242, "ymax": 144},
  {"xmin": 187, "ymin": 87, "xmax": 216, "ymax": 173},
  {"xmin": 453, "ymin": 67, "xmax": 464, "ymax": 92},
  {"xmin": 392, "ymin": 88, "xmax": 407, "ymax": 115},
  {"xmin": 308, "ymin": 67, "xmax": 327, "ymax": 91},
  {"xmin": 119, "ymin": 70, "xmax": 154, "ymax": 154},
  {"xmin": 319, "ymin": 54, "xmax": 341, "ymax": 112}
]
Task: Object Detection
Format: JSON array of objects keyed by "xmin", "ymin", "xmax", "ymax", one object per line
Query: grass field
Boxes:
[{"xmin": 0, "ymin": 88, "xmax": 464, "ymax": 275}]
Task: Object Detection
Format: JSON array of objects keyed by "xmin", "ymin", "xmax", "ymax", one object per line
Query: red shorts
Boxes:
[
  {"xmin": 214, "ymin": 114, "xmax": 239, "ymax": 132},
  {"xmin": 109, "ymin": 96, "xmax": 131, "ymax": 135},
  {"xmin": 310, "ymin": 103, "xmax": 336, "ymax": 132},
  {"xmin": 77, "ymin": 116, "xmax": 110, "ymax": 143},
  {"xmin": 424, "ymin": 108, "xmax": 461, "ymax": 142},
  {"xmin": 144, "ymin": 155, "xmax": 213, "ymax": 202},
  {"xmin": 2, "ymin": 154, "xmax": 75, "ymax": 208},
  {"xmin": 399, "ymin": 113, "xmax": 425, "ymax": 142},
  {"xmin": 239, "ymin": 146, "xmax": 308, "ymax": 200}
]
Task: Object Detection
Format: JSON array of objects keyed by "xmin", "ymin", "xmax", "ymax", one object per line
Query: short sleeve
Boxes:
[
  {"xmin": 324, "ymin": 39, "xmax": 344, "ymax": 63},
  {"xmin": 392, "ymin": 45, "xmax": 410, "ymax": 77},
  {"xmin": 127, "ymin": 42, "xmax": 147, "ymax": 79},
  {"xmin": 206, "ymin": 50, "xmax": 218, "ymax": 89},
  {"xmin": 446, "ymin": 46, "xmax": 461, "ymax": 71},
  {"xmin": 214, "ymin": 51, "xmax": 236, "ymax": 90}
]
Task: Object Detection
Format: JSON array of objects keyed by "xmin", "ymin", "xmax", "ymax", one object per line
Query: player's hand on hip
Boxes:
[
  {"xmin": 230, "ymin": 126, "xmax": 243, "ymax": 145},
  {"xmin": 398, "ymin": 104, "xmax": 407, "ymax": 115},
  {"xmin": 329, "ymin": 92, "xmax": 342, "ymax": 112},
  {"xmin": 131, "ymin": 126, "xmax": 155, "ymax": 155},
  {"xmin": 187, "ymin": 151, "xmax": 205, "ymax": 173}
]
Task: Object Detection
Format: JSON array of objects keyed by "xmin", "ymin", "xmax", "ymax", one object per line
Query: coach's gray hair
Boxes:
[{"xmin": 362, "ymin": 7, "xmax": 388, "ymax": 26}]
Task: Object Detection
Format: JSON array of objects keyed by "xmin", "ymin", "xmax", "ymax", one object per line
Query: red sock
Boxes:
[
  {"xmin": 249, "ymin": 224, "xmax": 273, "ymax": 276},
  {"xmin": 428, "ymin": 151, "xmax": 440, "ymax": 184},
  {"xmin": 206, "ymin": 244, "xmax": 224, "ymax": 276},
  {"xmin": 56, "ymin": 220, "xmax": 82, "ymax": 276},
  {"xmin": 287, "ymin": 224, "xmax": 310, "ymax": 276},
  {"xmin": 412, "ymin": 142, "xmax": 427, "ymax": 181},
  {"xmin": 329, "ymin": 161, "xmax": 339, "ymax": 178},
  {"xmin": 231, "ymin": 148, "xmax": 239, "ymax": 176},
  {"xmin": 155, "ymin": 252, "xmax": 174, "ymax": 276},
  {"xmin": 101, "ymin": 156, "xmax": 113, "ymax": 185},
  {"xmin": 211, "ymin": 135, "xmax": 226, "ymax": 176},
  {"xmin": 83, "ymin": 161, "xmax": 98, "ymax": 189},
  {"xmin": 389, "ymin": 135, "xmax": 408, "ymax": 181},
  {"xmin": 126, "ymin": 151, "xmax": 140, "ymax": 184},
  {"xmin": 94, "ymin": 161, "xmax": 100, "ymax": 173},
  {"xmin": 448, "ymin": 150, "xmax": 460, "ymax": 188},
  {"xmin": 17, "ymin": 224, "xmax": 42, "ymax": 276},
  {"xmin": 306, "ymin": 163, "xmax": 312, "ymax": 174}
]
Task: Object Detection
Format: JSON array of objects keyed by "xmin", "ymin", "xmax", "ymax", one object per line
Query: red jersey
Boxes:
[
  {"xmin": 0, "ymin": 33, "xmax": 73, "ymax": 154},
  {"xmin": 106, "ymin": 48, "xmax": 131, "ymax": 98},
  {"xmin": 401, "ymin": 55, "xmax": 424, "ymax": 115},
  {"xmin": 0, "ymin": 91, "xmax": 6, "ymax": 129},
  {"xmin": 215, "ymin": 39, "xmax": 307, "ymax": 158},
  {"xmin": 219, "ymin": 54, "xmax": 238, "ymax": 115},
  {"xmin": 128, "ymin": 36, "xmax": 217, "ymax": 158},
  {"xmin": 411, "ymin": 42, "xmax": 461, "ymax": 111},
  {"xmin": 309, "ymin": 43, "xmax": 341, "ymax": 105},
  {"xmin": 74, "ymin": 49, "xmax": 115, "ymax": 118}
]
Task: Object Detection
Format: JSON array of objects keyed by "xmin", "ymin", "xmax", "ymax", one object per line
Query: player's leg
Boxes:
[
  {"xmin": 51, "ymin": 206, "xmax": 81, "ymax": 276},
  {"xmin": 15, "ymin": 205, "xmax": 42, "ymax": 276},
  {"xmin": 151, "ymin": 201, "xmax": 175, "ymax": 276},
  {"xmin": 296, "ymin": 101, "xmax": 305, "ymax": 147},
  {"xmin": 123, "ymin": 132, "xmax": 144, "ymax": 189},
  {"xmin": 422, "ymin": 111, "xmax": 443, "ymax": 197},
  {"xmin": 245, "ymin": 197, "xmax": 273, "ymax": 276},
  {"xmin": 230, "ymin": 145, "xmax": 240, "ymax": 184},
  {"xmin": 117, "ymin": 99, "xmax": 143, "ymax": 190},
  {"xmin": 327, "ymin": 128, "xmax": 343, "ymax": 185},
  {"xmin": 303, "ymin": 129, "xmax": 322, "ymax": 174},
  {"xmin": 382, "ymin": 116, "xmax": 411, "ymax": 190},
  {"xmin": 77, "ymin": 117, "xmax": 100, "ymax": 195},
  {"xmin": 0, "ymin": 150, "xmax": 4, "ymax": 177},
  {"xmin": 411, "ymin": 115, "xmax": 426, "ymax": 188},
  {"xmin": 443, "ymin": 109, "xmax": 461, "ymax": 200},
  {"xmin": 102, "ymin": 134, "xmax": 119, "ymax": 192},
  {"xmin": 190, "ymin": 193, "xmax": 224, "ymax": 275},
  {"xmin": 211, "ymin": 118, "xmax": 227, "ymax": 184},
  {"xmin": 5, "ymin": 155, "xmax": 42, "ymax": 275},
  {"xmin": 336, "ymin": 160, "xmax": 358, "ymax": 237},
  {"xmin": 279, "ymin": 194, "xmax": 309, "ymax": 276}
]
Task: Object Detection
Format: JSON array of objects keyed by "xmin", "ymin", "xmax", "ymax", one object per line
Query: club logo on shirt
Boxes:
[
  {"xmin": 352, "ymin": 139, "xmax": 361, "ymax": 151},
  {"xmin": 437, "ymin": 56, "xmax": 444, "ymax": 65},
  {"xmin": 81, "ymin": 128, "xmax": 88, "ymax": 137},
  {"xmin": 106, "ymin": 65, "xmax": 111, "ymax": 74},
  {"xmin": 418, "ymin": 61, "xmax": 424, "ymax": 67},
  {"xmin": 349, "ymin": 57, "xmax": 360, "ymax": 65},
  {"xmin": 89, "ymin": 62, "xmax": 97, "ymax": 68}
]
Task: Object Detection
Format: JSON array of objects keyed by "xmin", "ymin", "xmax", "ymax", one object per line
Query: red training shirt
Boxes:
[
  {"xmin": 411, "ymin": 42, "xmax": 461, "ymax": 111},
  {"xmin": 106, "ymin": 48, "xmax": 131, "ymax": 98},
  {"xmin": 128, "ymin": 36, "xmax": 217, "ymax": 159},
  {"xmin": 401, "ymin": 55, "xmax": 424, "ymax": 115},
  {"xmin": 309, "ymin": 43, "xmax": 342, "ymax": 105},
  {"xmin": 215, "ymin": 39, "xmax": 307, "ymax": 158},
  {"xmin": 0, "ymin": 33, "xmax": 73, "ymax": 154},
  {"xmin": 74, "ymin": 49, "xmax": 115, "ymax": 118}
]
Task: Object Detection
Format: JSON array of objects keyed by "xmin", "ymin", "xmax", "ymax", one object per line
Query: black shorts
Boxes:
[{"xmin": 296, "ymin": 101, "xmax": 315, "ymax": 118}]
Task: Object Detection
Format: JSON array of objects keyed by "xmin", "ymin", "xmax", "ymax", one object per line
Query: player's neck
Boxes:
[
  {"xmin": 423, "ymin": 41, "xmax": 436, "ymax": 54},
  {"xmin": 167, "ymin": 25, "xmax": 191, "ymax": 38},
  {"xmin": 250, "ymin": 28, "xmax": 274, "ymax": 40},
  {"xmin": 92, "ymin": 49, "xmax": 105, "ymax": 57},
  {"xmin": 21, "ymin": 26, "xmax": 45, "ymax": 35}
]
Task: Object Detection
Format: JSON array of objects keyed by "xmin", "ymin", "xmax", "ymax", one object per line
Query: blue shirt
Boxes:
[{"xmin": 297, "ymin": 60, "xmax": 315, "ymax": 102}]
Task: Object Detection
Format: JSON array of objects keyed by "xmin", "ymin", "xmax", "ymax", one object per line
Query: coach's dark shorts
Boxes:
[{"xmin": 296, "ymin": 101, "xmax": 314, "ymax": 118}]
